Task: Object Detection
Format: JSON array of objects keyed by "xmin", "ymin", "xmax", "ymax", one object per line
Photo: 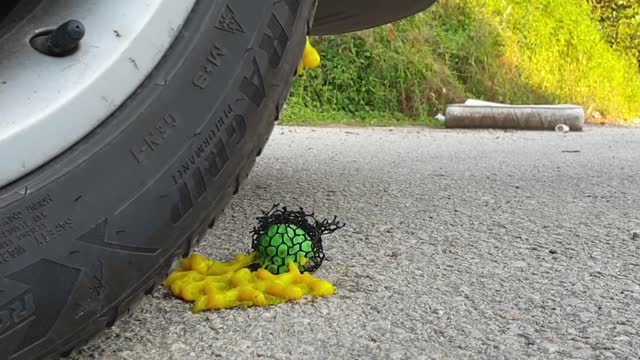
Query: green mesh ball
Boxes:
[
  {"xmin": 251, "ymin": 205, "xmax": 345, "ymax": 274},
  {"xmin": 256, "ymin": 224, "xmax": 315, "ymax": 274}
]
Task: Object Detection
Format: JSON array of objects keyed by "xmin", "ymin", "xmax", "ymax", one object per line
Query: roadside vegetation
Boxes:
[{"xmin": 283, "ymin": 0, "xmax": 640, "ymax": 125}]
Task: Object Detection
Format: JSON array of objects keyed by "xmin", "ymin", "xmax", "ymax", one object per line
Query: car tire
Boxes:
[{"xmin": 0, "ymin": 0, "xmax": 316, "ymax": 358}]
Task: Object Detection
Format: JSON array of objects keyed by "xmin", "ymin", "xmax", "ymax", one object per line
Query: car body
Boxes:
[{"xmin": 314, "ymin": 0, "xmax": 437, "ymax": 35}]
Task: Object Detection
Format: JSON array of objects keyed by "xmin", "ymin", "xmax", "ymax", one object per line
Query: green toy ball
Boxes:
[
  {"xmin": 251, "ymin": 205, "xmax": 345, "ymax": 274},
  {"xmin": 256, "ymin": 224, "xmax": 315, "ymax": 275}
]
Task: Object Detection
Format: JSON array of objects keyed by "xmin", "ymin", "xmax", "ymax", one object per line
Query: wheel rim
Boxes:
[{"xmin": 0, "ymin": 0, "xmax": 197, "ymax": 188}]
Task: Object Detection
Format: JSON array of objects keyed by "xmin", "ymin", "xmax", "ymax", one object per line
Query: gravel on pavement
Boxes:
[{"xmin": 71, "ymin": 126, "xmax": 640, "ymax": 360}]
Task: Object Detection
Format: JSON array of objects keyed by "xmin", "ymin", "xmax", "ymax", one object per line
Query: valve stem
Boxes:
[{"xmin": 31, "ymin": 20, "xmax": 85, "ymax": 57}]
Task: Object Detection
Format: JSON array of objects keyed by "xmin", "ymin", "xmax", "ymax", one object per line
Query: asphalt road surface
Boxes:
[{"xmin": 71, "ymin": 126, "xmax": 640, "ymax": 360}]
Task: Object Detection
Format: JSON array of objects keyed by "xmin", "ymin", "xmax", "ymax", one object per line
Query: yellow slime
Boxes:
[
  {"xmin": 297, "ymin": 36, "xmax": 321, "ymax": 75},
  {"xmin": 163, "ymin": 252, "xmax": 335, "ymax": 312}
]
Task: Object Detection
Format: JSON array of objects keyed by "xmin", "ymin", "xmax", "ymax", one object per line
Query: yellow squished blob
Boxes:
[
  {"xmin": 297, "ymin": 36, "xmax": 321, "ymax": 75},
  {"xmin": 163, "ymin": 252, "xmax": 335, "ymax": 312}
]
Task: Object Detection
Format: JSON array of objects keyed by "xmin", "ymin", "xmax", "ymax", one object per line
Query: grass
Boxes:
[
  {"xmin": 280, "ymin": 106, "xmax": 444, "ymax": 127},
  {"xmin": 283, "ymin": 0, "xmax": 640, "ymax": 126}
]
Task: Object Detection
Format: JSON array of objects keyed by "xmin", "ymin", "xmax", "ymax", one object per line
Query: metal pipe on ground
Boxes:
[{"xmin": 445, "ymin": 100, "xmax": 585, "ymax": 131}]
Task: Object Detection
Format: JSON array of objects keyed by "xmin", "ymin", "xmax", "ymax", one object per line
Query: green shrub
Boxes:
[
  {"xmin": 283, "ymin": 0, "xmax": 640, "ymax": 124},
  {"xmin": 588, "ymin": 0, "xmax": 640, "ymax": 68}
]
